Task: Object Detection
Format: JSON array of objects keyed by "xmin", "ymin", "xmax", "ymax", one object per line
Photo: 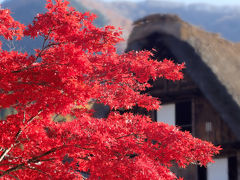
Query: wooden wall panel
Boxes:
[{"xmin": 194, "ymin": 97, "xmax": 237, "ymax": 145}]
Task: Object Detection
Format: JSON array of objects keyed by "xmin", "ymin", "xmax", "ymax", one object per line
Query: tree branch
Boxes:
[
  {"xmin": 0, "ymin": 110, "xmax": 43, "ymax": 163},
  {"xmin": 0, "ymin": 145, "xmax": 14, "ymax": 163},
  {"xmin": 0, "ymin": 146, "xmax": 61, "ymax": 178},
  {"xmin": 0, "ymin": 164, "xmax": 24, "ymax": 178}
]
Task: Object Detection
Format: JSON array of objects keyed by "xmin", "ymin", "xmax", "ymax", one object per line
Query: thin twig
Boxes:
[
  {"xmin": 15, "ymin": 109, "xmax": 43, "ymax": 141},
  {"xmin": 116, "ymin": 133, "xmax": 136, "ymax": 140},
  {"xmin": 26, "ymin": 166, "xmax": 52, "ymax": 178},
  {"xmin": 0, "ymin": 170, "xmax": 20, "ymax": 180}
]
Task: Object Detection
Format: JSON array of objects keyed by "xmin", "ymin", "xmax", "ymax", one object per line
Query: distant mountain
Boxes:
[
  {"xmin": 104, "ymin": 0, "xmax": 240, "ymax": 42},
  {"xmin": 76, "ymin": 0, "xmax": 132, "ymax": 52},
  {"xmin": 0, "ymin": 0, "xmax": 109, "ymax": 53}
]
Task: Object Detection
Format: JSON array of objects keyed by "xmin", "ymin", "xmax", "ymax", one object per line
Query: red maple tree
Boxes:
[{"xmin": 0, "ymin": 0, "xmax": 220, "ymax": 179}]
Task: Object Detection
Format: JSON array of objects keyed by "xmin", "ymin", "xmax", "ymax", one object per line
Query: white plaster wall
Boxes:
[
  {"xmin": 207, "ymin": 158, "xmax": 228, "ymax": 180},
  {"xmin": 157, "ymin": 104, "xmax": 175, "ymax": 125}
]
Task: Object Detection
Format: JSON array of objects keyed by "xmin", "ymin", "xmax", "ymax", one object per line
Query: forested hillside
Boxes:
[{"xmin": 0, "ymin": 0, "xmax": 108, "ymax": 53}]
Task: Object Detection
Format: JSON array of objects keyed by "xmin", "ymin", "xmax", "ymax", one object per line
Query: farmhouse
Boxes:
[{"xmin": 126, "ymin": 14, "xmax": 240, "ymax": 180}]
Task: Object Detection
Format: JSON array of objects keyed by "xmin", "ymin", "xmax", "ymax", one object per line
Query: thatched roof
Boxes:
[{"xmin": 126, "ymin": 14, "xmax": 240, "ymax": 140}]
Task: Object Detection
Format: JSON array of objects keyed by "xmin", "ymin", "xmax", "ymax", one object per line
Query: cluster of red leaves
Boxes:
[
  {"xmin": 0, "ymin": 0, "xmax": 220, "ymax": 179},
  {"xmin": 0, "ymin": 9, "xmax": 24, "ymax": 40}
]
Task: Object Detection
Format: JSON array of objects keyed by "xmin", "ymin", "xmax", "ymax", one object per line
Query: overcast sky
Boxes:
[
  {"xmin": 103, "ymin": 0, "xmax": 240, "ymax": 6},
  {"xmin": 1, "ymin": 0, "xmax": 240, "ymax": 6}
]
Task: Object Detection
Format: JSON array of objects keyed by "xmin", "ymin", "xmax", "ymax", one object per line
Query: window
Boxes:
[
  {"xmin": 156, "ymin": 101, "xmax": 192, "ymax": 132},
  {"xmin": 176, "ymin": 101, "xmax": 192, "ymax": 132}
]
